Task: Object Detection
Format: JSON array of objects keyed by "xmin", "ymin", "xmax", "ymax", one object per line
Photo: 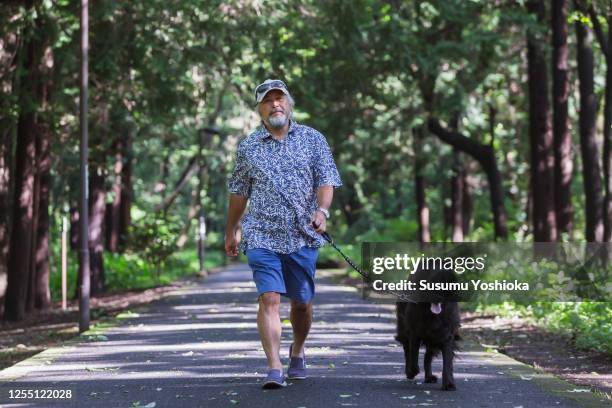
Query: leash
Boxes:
[{"xmin": 316, "ymin": 225, "xmax": 417, "ymax": 303}]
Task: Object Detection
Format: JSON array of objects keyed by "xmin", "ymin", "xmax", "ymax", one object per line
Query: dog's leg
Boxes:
[
  {"xmin": 423, "ymin": 346, "xmax": 437, "ymax": 383},
  {"xmin": 405, "ymin": 336, "xmax": 420, "ymax": 379},
  {"xmin": 441, "ymin": 341, "xmax": 456, "ymax": 391}
]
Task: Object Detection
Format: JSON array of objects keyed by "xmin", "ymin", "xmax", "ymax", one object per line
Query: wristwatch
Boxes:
[{"xmin": 316, "ymin": 207, "xmax": 330, "ymax": 219}]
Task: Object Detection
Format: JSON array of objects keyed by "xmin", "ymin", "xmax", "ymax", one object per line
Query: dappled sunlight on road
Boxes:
[{"xmin": 0, "ymin": 264, "xmax": 589, "ymax": 407}]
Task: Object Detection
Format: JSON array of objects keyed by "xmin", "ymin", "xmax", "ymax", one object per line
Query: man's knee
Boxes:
[
  {"xmin": 291, "ymin": 301, "xmax": 311, "ymax": 314},
  {"xmin": 259, "ymin": 292, "xmax": 281, "ymax": 312}
]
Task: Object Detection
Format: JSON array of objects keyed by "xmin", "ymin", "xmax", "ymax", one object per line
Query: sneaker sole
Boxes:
[
  {"xmin": 262, "ymin": 380, "xmax": 287, "ymax": 389},
  {"xmin": 287, "ymin": 375, "xmax": 306, "ymax": 380}
]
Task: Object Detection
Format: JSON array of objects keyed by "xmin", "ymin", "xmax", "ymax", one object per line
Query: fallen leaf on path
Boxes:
[
  {"xmin": 117, "ymin": 311, "xmax": 140, "ymax": 319},
  {"xmin": 85, "ymin": 366, "xmax": 119, "ymax": 372},
  {"xmin": 400, "ymin": 395, "xmax": 416, "ymax": 399},
  {"xmin": 328, "ymin": 363, "xmax": 336, "ymax": 369},
  {"xmin": 519, "ymin": 375, "xmax": 533, "ymax": 381},
  {"xmin": 181, "ymin": 351, "xmax": 194, "ymax": 356},
  {"xmin": 567, "ymin": 389, "xmax": 591, "ymax": 393},
  {"xmin": 230, "ymin": 400, "xmax": 239, "ymax": 405},
  {"xmin": 339, "ymin": 394, "xmax": 351, "ymax": 398},
  {"xmin": 86, "ymin": 335, "xmax": 108, "ymax": 342}
]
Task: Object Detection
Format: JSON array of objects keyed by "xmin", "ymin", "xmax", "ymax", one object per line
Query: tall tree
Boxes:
[
  {"xmin": 414, "ymin": 126, "xmax": 431, "ymax": 243},
  {"xmin": 0, "ymin": 4, "xmax": 20, "ymax": 317},
  {"xmin": 449, "ymin": 116, "xmax": 464, "ymax": 242},
  {"xmin": 552, "ymin": 0, "xmax": 573, "ymax": 237},
  {"xmin": 429, "ymin": 118, "xmax": 508, "ymax": 240},
  {"xmin": 33, "ymin": 45, "xmax": 53, "ymax": 310},
  {"xmin": 527, "ymin": 0, "xmax": 558, "ymax": 242},
  {"xmin": 89, "ymin": 165, "xmax": 106, "ymax": 295},
  {"xmin": 583, "ymin": 0, "xmax": 612, "ymax": 242},
  {"xmin": 5, "ymin": 0, "xmax": 41, "ymax": 320},
  {"xmin": 574, "ymin": 0, "xmax": 604, "ymax": 242},
  {"xmin": 108, "ymin": 131, "xmax": 131, "ymax": 253}
]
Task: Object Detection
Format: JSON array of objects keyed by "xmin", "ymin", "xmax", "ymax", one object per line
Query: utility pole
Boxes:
[{"xmin": 78, "ymin": 0, "xmax": 90, "ymax": 333}]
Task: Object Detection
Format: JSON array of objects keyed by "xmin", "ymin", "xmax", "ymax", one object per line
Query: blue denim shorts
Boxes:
[{"xmin": 246, "ymin": 246, "xmax": 318, "ymax": 304}]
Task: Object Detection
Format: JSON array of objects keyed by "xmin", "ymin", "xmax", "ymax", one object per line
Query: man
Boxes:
[{"xmin": 225, "ymin": 79, "xmax": 342, "ymax": 389}]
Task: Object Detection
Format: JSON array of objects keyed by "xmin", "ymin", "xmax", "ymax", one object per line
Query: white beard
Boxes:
[{"xmin": 268, "ymin": 113, "xmax": 288, "ymax": 129}]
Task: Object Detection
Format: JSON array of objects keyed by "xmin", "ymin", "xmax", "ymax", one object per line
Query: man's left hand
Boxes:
[{"xmin": 311, "ymin": 210, "xmax": 327, "ymax": 234}]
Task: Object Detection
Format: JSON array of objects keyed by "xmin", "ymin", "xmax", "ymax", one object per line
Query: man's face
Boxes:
[{"xmin": 258, "ymin": 89, "xmax": 291, "ymax": 129}]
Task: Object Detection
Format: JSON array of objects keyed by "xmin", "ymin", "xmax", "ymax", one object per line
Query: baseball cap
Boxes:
[{"xmin": 255, "ymin": 79, "xmax": 291, "ymax": 103}]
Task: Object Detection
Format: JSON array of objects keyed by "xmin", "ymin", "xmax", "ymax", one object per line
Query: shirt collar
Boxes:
[{"xmin": 258, "ymin": 120, "xmax": 297, "ymax": 140}]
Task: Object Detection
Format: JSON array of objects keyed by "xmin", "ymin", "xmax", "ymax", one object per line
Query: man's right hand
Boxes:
[{"xmin": 225, "ymin": 230, "xmax": 240, "ymax": 257}]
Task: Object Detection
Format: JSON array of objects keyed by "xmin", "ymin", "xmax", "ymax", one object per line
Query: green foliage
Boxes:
[
  {"xmin": 49, "ymin": 246, "xmax": 225, "ymax": 301},
  {"xmin": 474, "ymin": 301, "xmax": 612, "ymax": 354},
  {"xmin": 126, "ymin": 213, "xmax": 181, "ymax": 281}
]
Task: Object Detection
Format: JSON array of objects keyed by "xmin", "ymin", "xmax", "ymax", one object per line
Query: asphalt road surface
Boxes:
[{"xmin": 0, "ymin": 263, "xmax": 606, "ymax": 407}]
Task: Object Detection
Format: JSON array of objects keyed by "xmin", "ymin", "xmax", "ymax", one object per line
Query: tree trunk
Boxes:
[
  {"xmin": 4, "ymin": 7, "xmax": 39, "ymax": 320},
  {"xmin": 119, "ymin": 133, "xmax": 132, "ymax": 248},
  {"xmin": 26, "ymin": 131, "xmax": 40, "ymax": 314},
  {"xmin": 449, "ymin": 115, "xmax": 463, "ymax": 242},
  {"xmin": 414, "ymin": 126, "xmax": 430, "ymax": 243},
  {"xmin": 108, "ymin": 136, "xmax": 124, "ymax": 253},
  {"xmin": 450, "ymin": 150, "xmax": 464, "ymax": 242},
  {"xmin": 70, "ymin": 206, "xmax": 79, "ymax": 250},
  {"xmin": 89, "ymin": 168, "xmax": 106, "ymax": 295},
  {"xmin": 0, "ymin": 126, "xmax": 12, "ymax": 319},
  {"xmin": 552, "ymin": 0, "xmax": 573, "ymax": 237},
  {"xmin": 5, "ymin": 110, "xmax": 36, "ymax": 321},
  {"xmin": 28, "ymin": 34, "xmax": 53, "ymax": 312},
  {"xmin": 176, "ymin": 183, "xmax": 200, "ymax": 249},
  {"xmin": 527, "ymin": 0, "xmax": 557, "ymax": 242},
  {"xmin": 154, "ymin": 134, "xmax": 171, "ymax": 195},
  {"xmin": 34, "ymin": 117, "xmax": 51, "ymax": 310},
  {"xmin": 603, "ymin": 12, "xmax": 612, "ymax": 242},
  {"xmin": 0, "ymin": 6, "xmax": 20, "ymax": 319},
  {"xmin": 155, "ymin": 155, "xmax": 199, "ymax": 213},
  {"xmin": 462, "ymin": 169, "xmax": 473, "ymax": 236},
  {"xmin": 575, "ymin": 14, "xmax": 604, "ymax": 242},
  {"xmin": 428, "ymin": 118, "xmax": 508, "ymax": 239}
]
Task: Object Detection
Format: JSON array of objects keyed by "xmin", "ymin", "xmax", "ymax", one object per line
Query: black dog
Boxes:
[{"xmin": 395, "ymin": 301, "xmax": 460, "ymax": 391}]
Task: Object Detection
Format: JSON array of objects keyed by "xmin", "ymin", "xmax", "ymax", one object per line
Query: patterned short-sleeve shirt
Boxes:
[{"xmin": 228, "ymin": 120, "xmax": 342, "ymax": 254}]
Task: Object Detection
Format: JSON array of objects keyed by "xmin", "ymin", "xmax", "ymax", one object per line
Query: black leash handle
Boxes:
[{"xmin": 314, "ymin": 222, "xmax": 417, "ymax": 303}]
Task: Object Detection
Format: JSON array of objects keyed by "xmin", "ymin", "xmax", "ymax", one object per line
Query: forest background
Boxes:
[{"xmin": 0, "ymin": 0, "xmax": 610, "ymax": 354}]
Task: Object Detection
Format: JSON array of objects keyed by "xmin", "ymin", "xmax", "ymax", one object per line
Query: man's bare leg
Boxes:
[
  {"xmin": 257, "ymin": 292, "xmax": 283, "ymax": 370},
  {"xmin": 290, "ymin": 300, "xmax": 312, "ymax": 357}
]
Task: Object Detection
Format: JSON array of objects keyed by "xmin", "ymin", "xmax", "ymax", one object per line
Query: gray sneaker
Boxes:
[
  {"xmin": 262, "ymin": 369, "xmax": 287, "ymax": 389},
  {"xmin": 287, "ymin": 344, "xmax": 307, "ymax": 380}
]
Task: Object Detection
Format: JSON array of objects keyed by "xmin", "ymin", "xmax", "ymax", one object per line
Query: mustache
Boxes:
[{"xmin": 271, "ymin": 108, "xmax": 285, "ymax": 114}]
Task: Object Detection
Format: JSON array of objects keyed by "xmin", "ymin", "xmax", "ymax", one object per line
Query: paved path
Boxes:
[{"xmin": 0, "ymin": 264, "xmax": 606, "ymax": 407}]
